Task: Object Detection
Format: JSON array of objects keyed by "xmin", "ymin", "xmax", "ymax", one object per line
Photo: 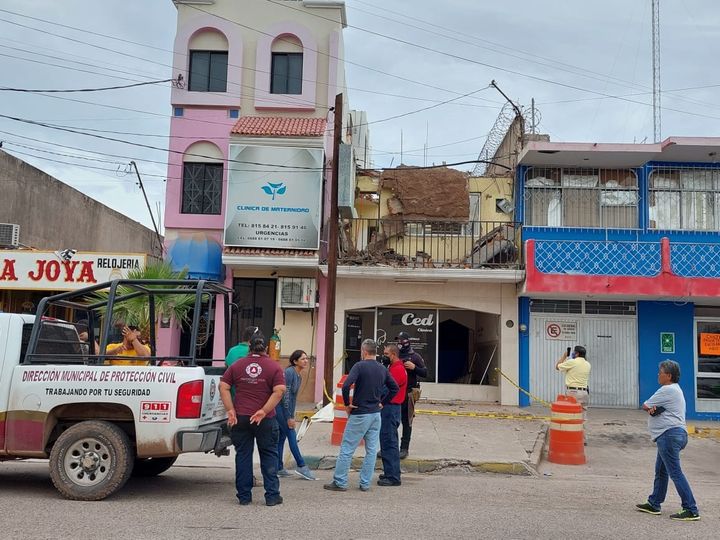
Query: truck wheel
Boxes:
[
  {"xmin": 132, "ymin": 456, "xmax": 178, "ymax": 477},
  {"xmin": 49, "ymin": 420, "xmax": 133, "ymax": 501}
]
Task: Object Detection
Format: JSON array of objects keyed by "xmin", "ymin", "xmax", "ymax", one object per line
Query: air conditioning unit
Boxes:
[
  {"xmin": 0, "ymin": 223, "xmax": 20, "ymax": 247},
  {"xmin": 278, "ymin": 277, "xmax": 316, "ymax": 309}
]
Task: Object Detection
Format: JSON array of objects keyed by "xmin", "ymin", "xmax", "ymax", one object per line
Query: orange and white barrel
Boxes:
[
  {"xmin": 330, "ymin": 375, "xmax": 355, "ymax": 446},
  {"xmin": 547, "ymin": 394, "xmax": 586, "ymax": 465}
]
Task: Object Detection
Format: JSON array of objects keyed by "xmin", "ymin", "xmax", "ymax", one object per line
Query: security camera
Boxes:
[{"xmin": 56, "ymin": 249, "xmax": 77, "ymax": 262}]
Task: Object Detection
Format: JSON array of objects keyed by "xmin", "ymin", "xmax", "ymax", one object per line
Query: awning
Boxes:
[{"xmin": 168, "ymin": 233, "xmax": 223, "ymax": 281}]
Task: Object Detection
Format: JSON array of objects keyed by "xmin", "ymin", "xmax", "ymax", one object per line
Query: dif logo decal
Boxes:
[{"xmin": 261, "ymin": 182, "xmax": 287, "ymax": 201}]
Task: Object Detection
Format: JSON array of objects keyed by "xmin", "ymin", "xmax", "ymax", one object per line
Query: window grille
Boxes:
[
  {"xmin": 181, "ymin": 163, "xmax": 223, "ymax": 215},
  {"xmin": 529, "ymin": 299, "xmax": 582, "ymax": 314},
  {"xmin": 524, "ymin": 167, "xmax": 638, "ymax": 228},
  {"xmin": 649, "ymin": 166, "xmax": 720, "ymax": 231}
]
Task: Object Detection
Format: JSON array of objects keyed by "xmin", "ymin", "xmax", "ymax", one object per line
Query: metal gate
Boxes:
[{"xmin": 529, "ymin": 312, "xmax": 638, "ymax": 408}]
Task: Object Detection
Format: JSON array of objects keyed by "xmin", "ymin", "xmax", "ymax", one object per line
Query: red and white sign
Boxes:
[
  {"xmin": 545, "ymin": 321, "xmax": 577, "ymax": 341},
  {"xmin": 0, "ymin": 251, "xmax": 146, "ymax": 291},
  {"xmin": 140, "ymin": 401, "xmax": 171, "ymax": 423}
]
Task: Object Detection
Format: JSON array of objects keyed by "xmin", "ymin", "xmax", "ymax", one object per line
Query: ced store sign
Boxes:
[{"xmin": 545, "ymin": 321, "xmax": 577, "ymax": 341}]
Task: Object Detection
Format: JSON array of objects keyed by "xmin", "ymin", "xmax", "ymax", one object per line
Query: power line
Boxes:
[
  {"xmin": 262, "ymin": 0, "xmax": 720, "ymax": 123},
  {"xmin": 0, "ymin": 116, "xmax": 329, "ymax": 171},
  {"xmin": 347, "ymin": 0, "xmax": 718, "ymax": 112},
  {"xmin": 181, "ymin": 3, "xmax": 499, "ymax": 104},
  {"xmin": 0, "ymin": 78, "xmax": 178, "ymax": 93},
  {"xmin": 0, "ymin": 8, "xmax": 500, "ymax": 110}
]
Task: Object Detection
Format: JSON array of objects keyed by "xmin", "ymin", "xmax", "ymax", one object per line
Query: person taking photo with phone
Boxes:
[{"xmin": 556, "ymin": 345, "xmax": 591, "ymax": 444}]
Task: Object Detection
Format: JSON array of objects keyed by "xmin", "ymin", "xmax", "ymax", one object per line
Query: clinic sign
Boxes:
[
  {"xmin": 0, "ymin": 251, "xmax": 146, "ymax": 291},
  {"xmin": 224, "ymin": 144, "xmax": 323, "ymax": 249}
]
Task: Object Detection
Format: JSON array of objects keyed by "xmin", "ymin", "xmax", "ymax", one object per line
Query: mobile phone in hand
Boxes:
[
  {"xmin": 650, "ymin": 406, "xmax": 666, "ymax": 416},
  {"xmin": 566, "ymin": 347, "xmax": 571, "ymax": 356}
]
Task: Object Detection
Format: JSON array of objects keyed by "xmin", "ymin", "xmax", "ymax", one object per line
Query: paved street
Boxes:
[{"xmin": 2, "ymin": 426, "xmax": 718, "ymax": 540}]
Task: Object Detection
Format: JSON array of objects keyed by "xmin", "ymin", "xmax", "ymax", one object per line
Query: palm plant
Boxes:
[{"xmin": 92, "ymin": 261, "xmax": 196, "ymax": 339}]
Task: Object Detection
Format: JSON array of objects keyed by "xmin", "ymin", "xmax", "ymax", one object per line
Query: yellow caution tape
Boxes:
[
  {"xmin": 415, "ymin": 408, "xmax": 550, "ymax": 421},
  {"xmin": 687, "ymin": 424, "xmax": 720, "ymax": 439},
  {"xmin": 494, "ymin": 367, "xmax": 553, "ymax": 408}
]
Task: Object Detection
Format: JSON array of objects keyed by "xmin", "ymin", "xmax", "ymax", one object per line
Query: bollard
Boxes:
[
  {"xmin": 547, "ymin": 394, "xmax": 586, "ymax": 465},
  {"xmin": 330, "ymin": 375, "xmax": 350, "ymax": 445}
]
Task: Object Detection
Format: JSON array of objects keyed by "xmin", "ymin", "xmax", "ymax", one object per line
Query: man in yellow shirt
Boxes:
[
  {"xmin": 556, "ymin": 345, "xmax": 591, "ymax": 443},
  {"xmin": 106, "ymin": 325, "xmax": 151, "ymax": 366}
]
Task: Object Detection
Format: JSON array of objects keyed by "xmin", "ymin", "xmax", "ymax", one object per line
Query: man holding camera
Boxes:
[
  {"xmin": 397, "ymin": 331, "xmax": 427, "ymax": 459},
  {"xmin": 556, "ymin": 345, "xmax": 591, "ymax": 443}
]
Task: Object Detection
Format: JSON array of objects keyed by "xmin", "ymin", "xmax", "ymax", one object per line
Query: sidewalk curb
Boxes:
[
  {"xmin": 303, "ymin": 455, "xmax": 535, "ymax": 476},
  {"xmin": 527, "ymin": 424, "xmax": 549, "ymax": 473}
]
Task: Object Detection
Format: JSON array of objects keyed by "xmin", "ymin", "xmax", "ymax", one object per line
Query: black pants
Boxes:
[
  {"xmin": 229, "ymin": 415, "xmax": 280, "ymax": 504},
  {"xmin": 401, "ymin": 393, "xmax": 412, "ymax": 450}
]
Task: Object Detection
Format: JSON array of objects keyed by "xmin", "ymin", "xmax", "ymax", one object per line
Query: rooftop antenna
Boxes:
[
  {"xmin": 652, "ymin": 0, "xmax": 661, "ymax": 142},
  {"xmin": 424, "ymin": 121, "xmax": 429, "ymax": 167}
]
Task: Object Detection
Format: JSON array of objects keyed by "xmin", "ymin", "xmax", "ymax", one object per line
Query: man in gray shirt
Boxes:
[{"xmin": 635, "ymin": 360, "xmax": 700, "ymax": 521}]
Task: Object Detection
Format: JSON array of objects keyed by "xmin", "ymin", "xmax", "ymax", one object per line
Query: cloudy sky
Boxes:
[{"xmin": 1, "ymin": 0, "xmax": 719, "ymax": 232}]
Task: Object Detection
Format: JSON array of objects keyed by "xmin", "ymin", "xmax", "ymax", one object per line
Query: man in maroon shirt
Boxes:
[
  {"xmin": 378, "ymin": 344, "xmax": 408, "ymax": 486},
  {"xmin": 220, "ymin": 334, "xmax": 286, "ymax": 506}
]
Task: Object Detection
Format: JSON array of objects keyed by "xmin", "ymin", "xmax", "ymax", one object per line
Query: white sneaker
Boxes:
[{"xmin": 277, "ymin": 469, "xmax": 293, "ymax": 478}]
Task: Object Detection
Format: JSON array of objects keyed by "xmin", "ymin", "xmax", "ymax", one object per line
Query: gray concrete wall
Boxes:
[{"xmin": 0, "ymin": 151, "xmax": 160, "ymax": 255}]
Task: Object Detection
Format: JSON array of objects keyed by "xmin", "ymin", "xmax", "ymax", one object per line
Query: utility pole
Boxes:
[
  {"xmin": 323, "ymin": 92, "xmax": 342, "ymax": 404},
  {"xmin": 651, "ymin": 0, "xmax": 661, "ymax": 142},
  {"xmin": 130, "ymin": 161, "xmax": 163, "ymax": 259}
]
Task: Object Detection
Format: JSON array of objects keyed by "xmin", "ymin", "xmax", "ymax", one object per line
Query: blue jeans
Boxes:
[
  {"xmin": 275, "ymin": 406, "xmax": 305, "ymax": 469},
  {"xmin": 230, "ymin": 415, "xmax": 280, "ymax": 504},
  {"xmin": 648, "ymin": 427, "xmax": 698, "ymax": 514},
  {"xmin": 380, "ymin": 404, "xmax": 402, "ymax": 483},
  {"xmin": 333, "ymin": 412, "xmax": 381, "ymax": 489}
]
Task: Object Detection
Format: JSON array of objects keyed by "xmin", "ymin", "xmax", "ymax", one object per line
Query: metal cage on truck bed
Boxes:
[{"xmin": 24, "ymin": 279, "xmax": 233, "ymax": 367}]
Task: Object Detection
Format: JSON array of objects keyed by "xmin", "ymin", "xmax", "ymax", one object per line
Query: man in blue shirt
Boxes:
[{"xmin": 324, "ymin": 339, "xmax": 399, "ymax": 492}]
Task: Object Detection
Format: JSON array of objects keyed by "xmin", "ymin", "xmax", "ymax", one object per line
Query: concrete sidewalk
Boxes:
[
  {"xmin": 176, "ymin": 400, "xmax": 720, "ymax": 477},
  {"xmin": 296, "ymin": 401, "xmax": 548, "ymax": 476}
]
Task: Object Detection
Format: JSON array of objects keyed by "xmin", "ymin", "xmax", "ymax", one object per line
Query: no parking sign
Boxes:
[{"xmin": 545, "ymin": 321, "xmax": 577, "ymax": 341}]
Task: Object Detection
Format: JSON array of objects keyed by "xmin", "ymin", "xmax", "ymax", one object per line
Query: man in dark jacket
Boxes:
[
  {"xmin": 397, "ymin": 331, "xmax": 427, "ymax": 459},
  {"xmin": 324, "ymin": 339, "xmax": 399, "ymax": 492}
]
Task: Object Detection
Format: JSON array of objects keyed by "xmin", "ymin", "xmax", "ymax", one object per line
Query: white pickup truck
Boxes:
[{"xmin": 0, "ymin": 279, "xmax": 233, "ymax": 500}]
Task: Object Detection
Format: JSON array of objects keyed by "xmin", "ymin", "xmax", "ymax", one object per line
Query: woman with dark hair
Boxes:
[
  {"xmin": 636, "ymin": 360, "xmax": 700, "ymax": 521},
  {"xmin": 276, "ymin": 349, "xmax": 316, "ymax": 480}
]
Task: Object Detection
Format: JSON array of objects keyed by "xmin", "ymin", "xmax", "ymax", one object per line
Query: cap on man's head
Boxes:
[{"xmin": 396, "ymin": 331, "xmax": 411, "ymax": 341}]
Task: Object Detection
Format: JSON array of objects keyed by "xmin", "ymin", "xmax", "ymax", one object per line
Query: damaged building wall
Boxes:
[
  {"xmin": 344, "ymin": 168, "xmax": 519, "ymax": 268},
  {"xmin": 380, "ymin": 167, "xmax": 469, "ymax": 219}
]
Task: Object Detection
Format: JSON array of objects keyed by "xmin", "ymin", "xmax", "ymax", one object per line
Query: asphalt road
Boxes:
[{"xmin": 2, "ymin": 444, "xmax": 718, "ymax": 540}]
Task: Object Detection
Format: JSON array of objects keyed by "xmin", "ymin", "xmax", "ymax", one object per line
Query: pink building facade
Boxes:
[{"xmin": 163, "ymin": 0, "xmax": 348, "ymax": 403}]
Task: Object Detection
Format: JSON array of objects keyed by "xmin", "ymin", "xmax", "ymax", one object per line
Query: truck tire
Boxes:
[
  {"xmin": 49, "ymin": 420, "xmax": 134, "ymax": 501},
  {"xmin": 132, "ymin": 456, "xmax": 178, "ymax": 477}
]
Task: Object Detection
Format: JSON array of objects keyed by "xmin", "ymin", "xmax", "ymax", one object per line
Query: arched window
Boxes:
[
  {"xmin": 182, "ymin": 142, "xmax": 223, "ymax": 215},
  {"xmin": 270, "ymin": 34, "xmax": 303, "ymax": 95},
  {"xmin": 188, "ymin": 30, "xmax": 229, "ymax": 92}
]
